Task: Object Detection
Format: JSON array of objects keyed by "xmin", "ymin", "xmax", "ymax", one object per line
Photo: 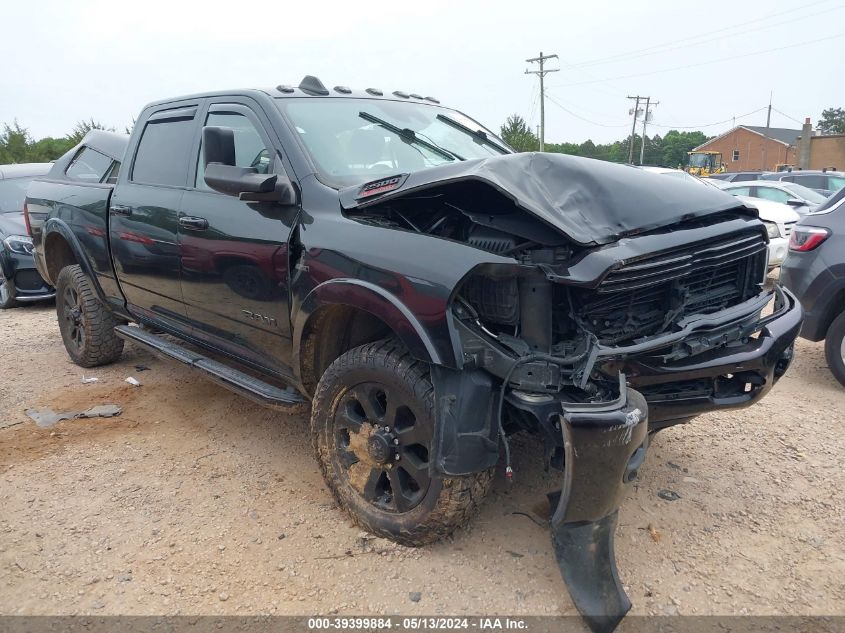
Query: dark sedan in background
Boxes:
[{"xmin": 0, "ymin": 163, "xmax": 55, "ymax": 308}]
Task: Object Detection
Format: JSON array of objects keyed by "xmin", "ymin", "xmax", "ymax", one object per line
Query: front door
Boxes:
[
  {"xmin": 110, "ymin": 105, "xmax": 199, "ymax": 331},
  {"xmin": 177, "ymin": 101, "xmax": 297, "ymax": 374}
]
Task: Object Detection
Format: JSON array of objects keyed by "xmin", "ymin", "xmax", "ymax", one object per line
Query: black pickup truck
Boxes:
[{"xmin": 26, "ymin": 76, "xmax": 802, "ymax": 632}]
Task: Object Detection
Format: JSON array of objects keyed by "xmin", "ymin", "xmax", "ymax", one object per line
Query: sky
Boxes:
[{"xmin": 1, "ymin": 0, "xmax": 843, "ymax": 145}]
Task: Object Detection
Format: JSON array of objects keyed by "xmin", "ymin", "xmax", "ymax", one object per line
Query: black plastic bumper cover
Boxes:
[{"xmin": 551, "ymin": 387, "xmax": 649, "ymax": 633}]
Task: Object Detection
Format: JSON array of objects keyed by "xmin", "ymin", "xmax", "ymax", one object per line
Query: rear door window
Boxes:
[
  {"xmin": 827, "ymin": 176, "xmax": 845, "ymax": 193},
  {"xmin": 65, "ymin": 147, "xmax": 113, "ymax": 183},
  {"xmin": 131, "ymin": 114, "xmax": 196, "ymax": 187},
  {"xmin": 727, "ymin": 186, "xmax": 751, "ymax": 196},
  {"xmin": 755, "ymin": 187, "xmax": 790, "ymax": 203},
  {"xmin": 791, "ymin": 174, "xmax": 826, "ymax": 190}
]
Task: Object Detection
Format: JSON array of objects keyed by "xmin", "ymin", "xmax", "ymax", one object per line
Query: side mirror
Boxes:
[{"xmin": 202, "ymin": 126, "xmax": 296, "ymax": 205}]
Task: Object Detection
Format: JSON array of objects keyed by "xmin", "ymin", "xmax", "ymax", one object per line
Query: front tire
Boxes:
[
  {"xmin": 0, "ymin": 272, "xmax": 18, "ymax": 309},
  {"xmin": 824, "ymin": 311, "xmax": 845, "ymax": 388},
  {"xmin": 56, "ymin": 265, "xmax": 124, "ymax": 367},
  {"xmin": 311, "ymin": 340, "xmax": 494, "ymax": 546}
]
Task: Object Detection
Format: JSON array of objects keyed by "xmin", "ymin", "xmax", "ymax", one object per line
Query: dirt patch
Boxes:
[{"xmin": 1, "ymin": 302, "xmax": 844, "ymax": 618}]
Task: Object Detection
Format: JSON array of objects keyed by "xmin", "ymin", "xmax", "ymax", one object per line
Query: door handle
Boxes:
[
  {"xmin": 179, "ymin": 216, "xmax": 209, "ymax": 230},
  {"xmin": 109, "ymin": 204, "xmax": 132, "ymax": 217}
]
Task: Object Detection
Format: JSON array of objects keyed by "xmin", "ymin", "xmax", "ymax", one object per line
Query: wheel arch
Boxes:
[
  {"xmin": 293, "ymin": 279, "xmax": 452, "ymax": 396},
  {"xmin": 42, "ymin": 219, "xmax": 102, "ymax": 296}
]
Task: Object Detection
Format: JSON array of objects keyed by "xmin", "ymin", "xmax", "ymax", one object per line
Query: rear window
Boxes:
[
  {"xmin": 131, "ymin": 117, "xmax": 195, "ymax": 187},
  {"xmin": 0, "ymin": 178, "xmax": 33, "ymax": 212},
  {"xmin": 726, "ymin": 186, "xmax": 751, "ymax": 196},
  {"xmin": 65, "ymin": 147, "xmax": 114, "ymax": 183},
  {"xmin": 732, "ymin": 173, "xmax": 758, "ymax": 182},
  {"xmin": 791, "ymin": 174, "xmax": 827, "ymax": 190}
]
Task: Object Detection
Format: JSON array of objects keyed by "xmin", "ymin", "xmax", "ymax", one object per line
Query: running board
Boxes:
[{"xmin": 114, "ymin": 325, "xmax": 306, "ymax": 410}]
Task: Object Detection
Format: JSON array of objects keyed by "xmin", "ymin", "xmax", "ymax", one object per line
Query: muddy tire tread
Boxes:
[
  {"xmin": 56, "ymin": 265, "xmax": 124, "ymax": 368},
  {"xmin": 311, "ymin": 339, "xmax": 494, "ymax": 547}
]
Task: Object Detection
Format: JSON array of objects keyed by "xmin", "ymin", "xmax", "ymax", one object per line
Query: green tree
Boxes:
[
  {"xmin": 660, "ymin": 130, "xmax": 709, "ymax": 168},
  {"xmin": 28, "ymin": 136, "xmax": 75, "ymax": 162},
  {"xmin": 67, "ymin": 118, "xmax": 115, "ymax": 145},
  {"xmin": 500, "ymin": 114, "xmax": 538, "ymax": 152},
  {"xmin": 0, "ymin": 121, "xmax": 32, "ymax": 163},
  {"xmin": 818, "ymin": 108, "xmax": 845, "ymax": 135}
]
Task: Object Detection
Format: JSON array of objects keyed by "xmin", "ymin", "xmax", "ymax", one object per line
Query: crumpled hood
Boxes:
[
  {"xmin": 339, "ymin": 152, "xmax": 752, "ymax": 246},
  {"xmin": 0, "ymin": 211, "xmax": 27, "ymax": 238}
]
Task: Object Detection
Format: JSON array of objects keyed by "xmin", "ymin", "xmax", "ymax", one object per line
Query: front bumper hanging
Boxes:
[{"xmin": 550, "ymin": 382, "xmax": 648, "ymax": 633}]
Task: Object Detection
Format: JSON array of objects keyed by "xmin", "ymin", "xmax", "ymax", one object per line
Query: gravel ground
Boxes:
[{"xmin": 1, "ymin": 300, "xmax": 843, "ymax": 622}]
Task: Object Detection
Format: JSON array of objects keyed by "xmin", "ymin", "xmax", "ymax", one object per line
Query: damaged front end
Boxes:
[
  {"xmin": 435, "ymin": 217, "xmax": 801, "ymax": 631},
  {"xmin": 340, "ymin": 155, "xmax": 802, "ymax": 631}
]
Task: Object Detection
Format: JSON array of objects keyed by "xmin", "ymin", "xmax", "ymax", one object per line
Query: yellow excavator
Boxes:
[{"xmin": 685, "ymin": 151, "xmax": 726, "ymax": 177}]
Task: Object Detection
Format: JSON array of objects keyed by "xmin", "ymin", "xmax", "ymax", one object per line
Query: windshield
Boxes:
[
  {"xmin": 780, "ymin": 182, "xmax": 827, "ymax": 204},
  {"xmin": 0, "ymin": 178, "xmax": 34, "ymax": 213},
  {"xmin": 276, "ymin": 98, "xmax": 509, "ymax": 187}
]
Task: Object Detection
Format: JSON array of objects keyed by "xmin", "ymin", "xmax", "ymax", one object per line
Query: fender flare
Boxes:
[
  {"xmin": 42, "ymin": 218, "xmax": 108, "ymax": 303},
  {"xmin": 292, "ymin": 278, "xmax": 451, "ymax": 381}
]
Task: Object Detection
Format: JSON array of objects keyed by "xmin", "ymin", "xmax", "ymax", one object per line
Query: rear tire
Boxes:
[
  {"xmin": 56, "ymin": 265, "xmax": 124, "ymax": 367},
  {"xmin": 824, "ymin": 311, "xmax": 845, "ymax": 388},
  {"xmin": 311, "ymin": 339, "xmax": 494, "ymax": 546}
]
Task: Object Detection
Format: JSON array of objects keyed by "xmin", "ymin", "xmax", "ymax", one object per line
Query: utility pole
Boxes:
[
  {"xmin": 627, "ymin": 96, "xmax": 642, "ymax": 164},
  {"xmin": 640, "ymin": 98, "xmax": 658, "ymax": 165},
  {"xmin": 525, "ymin": 52, "xmax": 559, "ymax": 151},
  {"xmin": 762, "ymin": 91, "xmax": 773, "ymax": 170}
]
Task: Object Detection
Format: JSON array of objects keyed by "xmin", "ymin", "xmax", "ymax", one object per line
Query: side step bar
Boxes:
[{"xmin": 114, "ymin": 325, "xmax": 306, "ymax": 410}]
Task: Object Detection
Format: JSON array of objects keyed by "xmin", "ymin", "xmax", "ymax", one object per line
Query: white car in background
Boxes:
[
  {"xmin": 718, "ymin": 180, "xmax": 826, "ymax": 215},
  {"xmin": 638, "ymin": 166, "xmax": 799, "ymax": 269}
]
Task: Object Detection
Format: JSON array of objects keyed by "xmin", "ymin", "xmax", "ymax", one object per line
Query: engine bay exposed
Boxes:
[
  {"xmin": 347, "ymin": 183, "xmax": 771, "ymax": 404},
  {"xmin": 346, "ymin": 181, "xmax": 569, "ymax": 258}
]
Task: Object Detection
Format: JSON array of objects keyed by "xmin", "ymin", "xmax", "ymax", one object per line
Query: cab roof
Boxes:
[{"xmin": 143, "ymin": 76, "xmax": 444, "ymax": 110}]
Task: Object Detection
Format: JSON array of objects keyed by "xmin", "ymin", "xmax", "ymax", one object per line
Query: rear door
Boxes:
[
  {"xmin": 110, "ymin": 104, "xmax": 199, "ymax": 331},
  {"xmin": 177, "ymin": 99, "xmax": 298, "ymax": 373}
]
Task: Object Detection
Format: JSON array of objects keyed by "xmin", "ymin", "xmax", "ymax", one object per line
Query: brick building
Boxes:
[
  {"xmin": 797, "ymin": 118, "xmax": 845, "ymax": 170},
  {"xmin": 692, "ymin": 125, "xmax": 800, "ymax": 172}
]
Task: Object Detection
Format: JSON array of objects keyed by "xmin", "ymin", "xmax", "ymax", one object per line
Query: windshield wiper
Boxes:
[
  {"xmin": 436, "ymin": 114, "xmax": 510, "ymax": 155},
  {"xmin": 358, "ymin": 111, "xmax": 463, "ymax": 162}
]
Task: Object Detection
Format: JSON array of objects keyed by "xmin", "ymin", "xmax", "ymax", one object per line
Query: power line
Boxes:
[
  {"xmin": 572, "ymin": 4, "xmax": 843, "ymax": 70},
  {"xmin": 564, "ymin": 0, "xmax": 835, "ymax": 69},
  {"xmin": 771, "ymin": 107, "xmax": 805, "ymax": 126},
  {"xmin": 547, "ymin": 32, "xmax": 845, "ymax": 89},
  {"xmin": 544, "ymin": 94, "xmax": 630, "ymax": 128},
  {"xmin": 525, "ymin": 52, "xmax": 559, "ymax": 151},
  {"xmin": 648, "ymin": 106, "xmax": 768, "ymax": 130}
]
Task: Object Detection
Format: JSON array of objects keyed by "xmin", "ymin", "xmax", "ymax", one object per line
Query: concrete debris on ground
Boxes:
[{"xmin": 24, "ymin": 405, "xmax": 122, "ymax": 428}]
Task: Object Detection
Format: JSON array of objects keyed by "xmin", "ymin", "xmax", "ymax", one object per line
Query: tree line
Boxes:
[
  {"xmin": 499, "ymin": 114, "xmax": 708, "ymax": 167},
  {"xmin": 0, "ymin": 119, "xmax": 121, "ymax": 164},
  {"xmin": 499, "ymin": 107, "xmax": 845, "ymax": 166}
]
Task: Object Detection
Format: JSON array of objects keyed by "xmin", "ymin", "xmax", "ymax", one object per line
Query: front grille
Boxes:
[
  {"xmin": 572, "ymin": 231, "xmax": 767, "ymax": 344},
  {"xmin": 14, "ymin": 269, "xmax": 48, "ymax": 292}
]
